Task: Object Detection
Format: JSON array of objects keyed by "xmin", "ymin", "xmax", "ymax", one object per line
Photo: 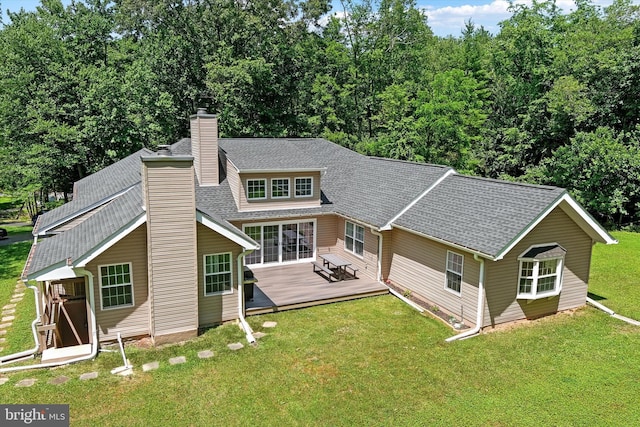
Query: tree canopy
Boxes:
[{"xmin": 1, "ymin": 0, "xmax": 639, "ymax": 226}]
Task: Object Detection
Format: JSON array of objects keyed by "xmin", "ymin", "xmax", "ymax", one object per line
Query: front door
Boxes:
[{"xmin": 244, "ymin": 220, "xmax": 316, "ymax": 266}]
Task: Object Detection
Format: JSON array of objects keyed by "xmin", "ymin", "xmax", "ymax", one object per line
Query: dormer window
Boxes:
[
  {"xmin": 517, "ymin": 244, "xmax": 566, "ymax": 300},
  {"xmin": 247, "ymin": 179, "xmax": 267, "ymax": 200},
  {"xmin": 271, "ymin": 178, "xmax": 290, "ymax": 199},
  {"xmin": 295, "ymin": 177, "xmax": 313, "ymax": 198}
]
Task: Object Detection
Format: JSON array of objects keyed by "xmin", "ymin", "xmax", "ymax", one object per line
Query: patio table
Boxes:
[{"xmin": 319, "ymin": 253, "xmax": 352, "ymax": 281}]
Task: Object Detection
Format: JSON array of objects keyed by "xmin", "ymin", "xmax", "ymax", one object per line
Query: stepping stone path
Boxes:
[
  {"xmin": 169, "ymin": 356, "xmax": 186, "ymax": 365},
  {"xmin": 79, "ymin": 372, "xmax": 99, "ymax": 381},
  {"xmin": 15, "ymin": 379, "xmax": 37, "ymax": 387},
  {"xmin": 253, "ymin": 332, "xmax": 266, "ymax": 339},
  {"xmin": 0, "ymin": 378, "xmax": 9, "ymax": 386},
  {"xmin": 142, "ymin": 361, "xmax": 159, "ymax": 372},
  {"xmin": 197, "ymin": 350, "xmax": 214, "ymax": 359},
  {"xmin": 0, "ymin": 283, "xmax": 27, "ymax": 339},
  {"xmin": 262, "ymin": 321, "xmax": 277, "ymax": 328},
  {"xmin": 228, "ymin": 342, "xmax": 244, "ymax": 351},
  {"xmin": 49, "ymin": 376, "xmax": 70, "ymax": 385}
]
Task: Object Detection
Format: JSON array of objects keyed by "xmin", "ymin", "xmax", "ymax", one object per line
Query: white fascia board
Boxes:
[
  {"xmin": 38, "ymin": 184, "xmax": 138, "ymax": 236},
  {"xmin": 493, "ymin": 192, "xmax": 617, "ymax": 261},
  {"xmin": 196, "ymin": 211, "xmax": 259, "ymax": 250},
  {"xmin": 75, "ymin": 213, "xmax": 147, "ymax": 267},
  {"xmin": 381, "ymin": 169, "xmax": 456, "ymax": 231},
  {"xmin": 392, "ymin": 223, "xmax": 496, "ymax": 261},
  {"xmin": 238, "ymin": 167, "xmax": 327, "ymax": 174},
  {"xmin": 31, "ymin": 264, "xmax": 78, "ymax": 282}
]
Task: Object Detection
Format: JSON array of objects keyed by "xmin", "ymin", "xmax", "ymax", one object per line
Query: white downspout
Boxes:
[
  {"xmin": 0, "ymin": 269, "xmax": 99, "ymax": 373},
  {"xmin": 0, "ymin": 283, "xmax": 42, "ymax": 365},
  {"xmin": 446, "ymin": 254, "xmax": 485, "ymax": 342},
  {"xmin": 237, "ymin": 250, "xmax": 256, "ymax": 344}
]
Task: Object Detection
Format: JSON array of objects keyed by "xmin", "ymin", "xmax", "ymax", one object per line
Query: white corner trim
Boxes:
[
  {"xmin": 75, "ymin": 214, "xmax": 147, "ymax": 267},
  {"xmin": 561, "ymin": 193, "xmax": 618, "ymax": 245},
  {"xmin": 38, "ymin": 184, "xmax": 138, "ymax": 235},
  {"xmin": 381, "ymin": 169, "xmax": 456, "ymax": 231},
  {"xmin": 196, "ymin": 211, "xmax": 259, "ymax": 250}
]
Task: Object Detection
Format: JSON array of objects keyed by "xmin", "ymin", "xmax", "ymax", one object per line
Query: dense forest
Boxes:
[{"xmin": 1, "ymin": 0, "xmax": 639, "ymax": 227}]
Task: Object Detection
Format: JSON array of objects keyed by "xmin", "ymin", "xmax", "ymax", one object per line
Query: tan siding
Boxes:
[
  {"xmin": 316, "ymin": 215, "xmax": 338, "ymax": 249},
  {"xmin": 380, "ymin": 230, "xmax": 393, "ymax": 280},
  {"xmin": 143, "ymin": 159, "xmax": 199, "ymax": 337},
  {"xmin": 191, "ymin": 114, "xmax": 219, "ymax": 186},
  {"xmin": 196, "ymin": 223, "xmax": 243, "ymax": 326},
  {"xmin": 87, "ymin": 224, "xmax": 149, "ymax": 341},
  {"xmin": 483, "ymin": 207, "xmax": 593, "ymax": 326},
  {"xmin": 238, "ymin": 172, "xmax": 321, "ymax": 211},
  {"xmin": 388, "ymin": 228, "xmax": 481, "ymax": 325},
  {"xmin": 226, "ymin": 159, "xmax": 241, "ymax": 208},
  {"xmin": 327, "ymin": 217, "xmax": 379, "ymax": 280}
]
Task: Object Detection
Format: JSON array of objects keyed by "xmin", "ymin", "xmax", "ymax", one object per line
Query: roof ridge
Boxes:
[
  {"xmin": 368, "ymin": 156, "xmax": 453, "ymax": 169},
  {"xmin": 450, "ymin": 173, "xmax": 563, "ymax": 191}
]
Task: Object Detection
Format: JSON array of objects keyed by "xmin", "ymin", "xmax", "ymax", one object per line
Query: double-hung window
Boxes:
[
  {"xmin": 100, "ymin": 263, "xmax": 134, "ymax": 309},
  {"xmin": 445, "ymin": 251, "xmax": 463, "ymax": 295},
  {"xmin": 271, "ymin": 178, "xmax": 290, "ymax": 199},
  {"xmin": 345, "ymin": 221, "xmax": 364, "ymax": 257},
  {"xmin": 295, "ymin": 177, "xmax": 313, "ymax": 198},
  {"xmin": 204, "ymin": 253, "xmax": 233, "ymax": 295},
  {"xmin": 517, "ymin": 244, "xmax": 566, "ymax": 299},
  {"xmin": 247, "ymin": 179, "xmax": 266, "ymax": 200}
]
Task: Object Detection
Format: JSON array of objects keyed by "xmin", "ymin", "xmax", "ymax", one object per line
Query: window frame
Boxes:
[
  {"xmin": 99, "ymin": 262, "xmax": 134, "ymax": 310},
  {"xmin": 246, "ymin": 179, "xmax": 267, "ymax": 200},
  {"xmin": 344, "ymin": 221, "xmax": 365, "ymax": 258},
  {"xmin": 445, "ymin": 251, "xmax": 464, "ymax": 296},
  {"xmin": 294, "ymin": 177, "xmax": 313, "ymax": 198},
  {"xmin": 517, "ymin": 244, "xmax": 565, "ymax": 300},
  {"xmin": 271, "ymin": 178, "xmax": 290, "ymax": 199},
  {"xmin": 203, "ymin": 252, "xmax": 234, "ymax": 296}
]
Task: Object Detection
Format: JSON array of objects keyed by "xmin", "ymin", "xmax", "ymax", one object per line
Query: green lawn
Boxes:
[{"xmin": 0, "ymin": 234, "xmax": 638, "ymax": 426}]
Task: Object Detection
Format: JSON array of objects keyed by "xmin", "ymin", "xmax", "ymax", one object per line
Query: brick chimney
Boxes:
[
  {"xmin": 190, "ymin": 108, "xmax": 219, "ymax": 186},
  {"xmin": 141, "ymin": 147, "xmax": 198, "ymax": 345}
]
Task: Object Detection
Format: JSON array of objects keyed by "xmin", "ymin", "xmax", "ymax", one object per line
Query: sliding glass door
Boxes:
[{"xmin": 244, "ymin": 220, "xmax": 316, "ymax": 266}]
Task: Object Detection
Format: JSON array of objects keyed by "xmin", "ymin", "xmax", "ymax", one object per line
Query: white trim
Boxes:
[
  {"xmin": 494, "ymin": 192, "xmax": 617, "ymax": 260},
  {"xmin": 381, "ymin": 169, "xmax": 456, "ymax": 231},
  {"xmin": 444, "ymin": 250, "xmax": 464, "ymax": 296},
  {"xmin": 242, "ymin": 218, "xmax": 317, "ymax": 267},
  {"xmin": 32, "ymin": 264, "xmax": 77, "ymax": 282},
  {"xmin": 294, "ymin": 177, "xmax": 314, "ymax": 198},
  {"xmin": 270, "ymin": 177, "xmax": 291, "ymax": 199},
  {"xmin": 239, "ymin": 167, "xmax": 327, "ymax": 174},
  {"xmin": 203, "ymin": 252, "xmax": 234, "ymax": 296},
  {"xmin": 516, "ymin": 243, "xmax": 565, "ymax": 300},
  {"xmin": 344, "ymin": 221, "xmax": 365, "ymax": 258},
  {"xmin": 197, "ymin": 211, "xmax": 259, "ymax": 250},
  {"xmin": 98, "ymin": 262, "xmax": 135, "ymax": 311},
  {"xmin": 246, "ymin": 178, "xmax": 267, "ymax": 200},
  {"xmin": 76, "ymin": 214, "xmax": 147, "ymax": 267},
  {"xmin": 38, "ymin": 184, "xmax": 138, "ymax": 235}
]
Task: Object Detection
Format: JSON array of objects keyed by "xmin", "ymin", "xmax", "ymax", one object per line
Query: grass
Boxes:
[{"xmin": 0, "ymin": 234, "xmax": 638, "ymax": 426}]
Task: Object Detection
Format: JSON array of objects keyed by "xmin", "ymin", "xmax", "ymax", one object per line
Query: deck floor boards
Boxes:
[{"xmin": 245, "ymin": 262, "xmax": 388, "ymax": 315}]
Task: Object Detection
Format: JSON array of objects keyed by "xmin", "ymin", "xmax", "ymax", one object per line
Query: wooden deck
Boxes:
[{"xmin": 245, "ymin": 262, "xmax": 389, "ymax": 315}]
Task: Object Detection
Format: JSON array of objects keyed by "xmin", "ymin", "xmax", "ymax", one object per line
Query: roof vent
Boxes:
[{"xmin": 157, "ymin": 145, "xmax": 172, "ymax": 156}]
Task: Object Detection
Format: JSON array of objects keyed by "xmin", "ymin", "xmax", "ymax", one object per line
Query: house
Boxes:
[{"xmin": 21, "ymin": 109, "xmax": 616, "ymax": 358}]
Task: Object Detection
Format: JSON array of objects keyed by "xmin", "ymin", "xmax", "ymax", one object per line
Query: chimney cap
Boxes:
[
  {"xmin": 157, "ymin": 145, "xmax": 172, "ymax": 156},
  {"xmin": 191, "ymin": 108, "xmax": 217, "ymax": 119}
]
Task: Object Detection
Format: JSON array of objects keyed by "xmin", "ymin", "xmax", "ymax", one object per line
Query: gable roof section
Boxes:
[
  {"xmin": 26, "ymin": 185, "xmax": 145, "ymax": 279},
  {"xmin": 392, "ymin": 175, "xmax": 616, "ymax": 259},
  {"xmin": 35, "ymin": 148, "xmax": 152, "ymax": 234}
]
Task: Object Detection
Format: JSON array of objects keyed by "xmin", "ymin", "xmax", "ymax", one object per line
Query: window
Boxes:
[
  {"xmin": 345, "ymin": 221, "xmax": 364, "ymax": 257},
  {"xmin": 247, "ymin": 179, "xmax": 266, "ymax": 200},
  {"xmin": 204, "ymin": 253, "xmax": 233, "ymax": 295},
  {"xmin": 271, "ymin": 178, "xmax": 290, "ymax": 199},
  {"xmin": 517, "ymin": 244, "xmax": 566, "ymax": 299},
  {"xmin": 445, "ymin": 251, "xmax": 463, "ymax": 294},
  {"xmin": 100, "ymin": 263, "xmax": 134, "ymax": 309},
  {"xmin": 295, "ymin": 177, "xmax": 313, "ymax": 198}
]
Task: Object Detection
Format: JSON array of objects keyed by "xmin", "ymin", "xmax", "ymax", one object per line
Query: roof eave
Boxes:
[{"xmin": 196, "ymin": 210, "xmax": 259, "ymax": 250}]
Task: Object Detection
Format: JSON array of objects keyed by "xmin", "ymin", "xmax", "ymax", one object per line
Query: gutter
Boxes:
[
  {"xmin": 446, "ymin": 254, "xmax": 485, "ymax": 342},
  {"xmin": 237, "ymin": 250, "xmax": 256, "ymax": 344},
  {"xmin": 0, "ymin": 269, "xmax": 99, "ymax": 373}
]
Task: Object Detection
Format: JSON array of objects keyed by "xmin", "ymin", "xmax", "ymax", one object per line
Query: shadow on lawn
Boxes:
[{"xmin": 587, "ymin": 292, "xmax": 607, "ymax": 301}]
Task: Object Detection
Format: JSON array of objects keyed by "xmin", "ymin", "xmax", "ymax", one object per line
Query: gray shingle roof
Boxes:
[
  {"xmin": 35, "ymin": 148, "xmax": 151, "ymax": 233},
  {"xmin": 28, "ymin": 185, "xmax": 144, "ymax": 275},
  {"xmin": 392, "ymin": 174, "xmax": 566, "ymax": 258}
]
